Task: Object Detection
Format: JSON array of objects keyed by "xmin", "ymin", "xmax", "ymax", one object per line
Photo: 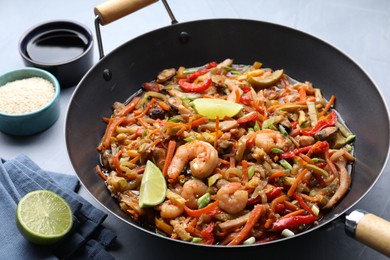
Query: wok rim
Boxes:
[{"xmin": 65, "ymin": 17, "xmax": 390, "ymax": 248}]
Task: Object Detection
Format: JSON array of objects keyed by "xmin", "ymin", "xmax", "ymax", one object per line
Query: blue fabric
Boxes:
[{"xmin": 0, "ymin": 154, "xmax": 116, "ymax": 259}]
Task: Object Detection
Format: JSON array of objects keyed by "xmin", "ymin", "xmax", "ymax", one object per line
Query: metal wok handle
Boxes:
[
  {"xmin": 346, "ymin": 209, "xmax": 390, "ymax": 257},
  {"xmin": 94, "ymin": 0, "xmax": 177, "ymax": 59}
]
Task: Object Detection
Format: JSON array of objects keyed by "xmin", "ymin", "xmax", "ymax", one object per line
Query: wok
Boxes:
[{"xmin": 65, "ymin": 0, "xmax": 390, "ymax": 255}]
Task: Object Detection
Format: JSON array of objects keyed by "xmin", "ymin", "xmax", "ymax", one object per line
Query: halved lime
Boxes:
[
  {"xmin": 139, "ymin": 160, "xmax": 167, "ymax": 208},
  {"xmin": 16, "ymin": 190, "xmax": 73, "ymax": 245},
  {"xmin": 192, "ymin": 98, "xmax": 243, "ymax": 120}
]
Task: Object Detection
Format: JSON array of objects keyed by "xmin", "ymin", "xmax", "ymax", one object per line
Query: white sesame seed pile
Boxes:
[{"xmin": 0, "ymin": 77, "xmax": 55, "ymax": 114}]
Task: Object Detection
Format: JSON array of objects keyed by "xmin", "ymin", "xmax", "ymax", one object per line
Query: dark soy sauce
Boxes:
[{"xmin": 26, "ymin": 29, "xmax": 88, "ymax": 64}]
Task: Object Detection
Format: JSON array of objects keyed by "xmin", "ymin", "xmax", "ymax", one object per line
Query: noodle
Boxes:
[{"xmin": 97, "ymin": 59, "xmax": 355, "ymax": 245}]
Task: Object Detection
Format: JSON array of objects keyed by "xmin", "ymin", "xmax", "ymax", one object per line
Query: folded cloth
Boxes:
[{"xmin": 0, "ymin": 154, "xmax": 116, "ymax": 260}]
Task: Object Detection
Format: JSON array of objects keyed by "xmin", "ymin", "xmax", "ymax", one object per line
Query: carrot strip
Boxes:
[
  {"xmin": 99, "ymin": 117, "xmax": 126, "ymax": 150},
  {"xmin": 161, "ymin": 121, "xmax": 186, "ymax": 127},
  {"xmin": 148, "ymin": 139, "xmax": 161, "ymax": 148},
  {"xmin": 246, "ymin": 131, "xmax": 257, "ymax": 146},
  {"xmin": 176, "ymin": 125, "xmax": 188, "ymax": 136},
  {"xmin": 228, "ymin": 205, "xmax": 265, "ymax": 245},
  {"xmin": 282, "ymin": 209, "xmax": 306, "ymax": 218},
  {"xmin": 241, "ymin": 160, "xmax": 248, "ymax": 182},
  {"xmin": 191, "ymin": 116, "xmax": 208, "ymax": 127},
  {"xmin": 271, "ymin": 195, "xmax": 287, "ymax": 212},
  {"xmin": 137, "ymin": 117, "xmax": 150, "ymax": 128},
  {"xmin": 214, "ymin": 116, "xmax": 220, "ymax": 148},
  {"xmin": 112, "ymin": 150, "xmax": 123, "ymax": 175},
  {"xmin": 145, "ymin": 128, "xmax": 160, "ymax": 139},
  {"xmin": 298, "ymin": 87, "xmax": 307, "ymax": 102},
  {"xmin": 219, "ymin": 158, "xmax": 230, "ymax": 165},
  {"xmin": 95, "ymin": 165, "xmax": 107, "ymax": 181},
  {"xmin": 184, "ymin": 200, "xmax": 219, "ymax": 217},
  {"xmin": 120, "ymin": 96, "xmax": 141, "ymax": 116},
  {"xmin": 158, "ymin": 100, "xmax": 170, "ymax": 111},
  {"xmin": 268, "ymin": 171, "xmax": 285, "ymax": 181},
  {"xmin": 250, "ymin": 100, "xmax": 264, "ymax": 115},
  {"xmin": 318, "ymin": 95, "xmax": 335, "ymax": 117},
  {"xmin": 235, "ymin": 88, "xmax": 241, "ymax": 103},
  {"xmin": 264, "ymin": 217, "xmax": 275, "ymax": 229},
  {"xmin": 134, "ymin": 98, "xmax": 156, "ymax": 119},
  {"xmin": 284, "ymin": 200, "xmax": 300, "ymax": 212},
  {"xmin": 294, "ymin": 193, "xmax": 315, "ymax": 215},
  {"xmin": 129, "ymin": 154, "xmax": 140, "ymax": 164},
  {"xmin": 298, "ymin": 192, "xmax": 321, "ymax": 202},
  {"xmin": 298, "ymin": 153, "xmax": 314, "ymax": 164},
  {"xmin": 186, "ymin": 225, "xmax": 203, "ymax": 238},
  {"xmin": 287, "ymin": 168, "xmax": 308, "ymax": 197},
  {"xmin": 162, "ymin": 140, "xmax": 176, "ymax": 177}
]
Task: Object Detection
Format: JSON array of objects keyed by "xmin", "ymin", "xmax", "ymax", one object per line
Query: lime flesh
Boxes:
[
  {"xmin": 193, "ymin": 98, "xmax": 243, "ymax": 120},
  {"xmin": 139, "ymin": 160, "xmax": 167, "ymax": 208},
  {"xmin": 16, "ymin": 190, "xmax": 73, "ymax": 245}
]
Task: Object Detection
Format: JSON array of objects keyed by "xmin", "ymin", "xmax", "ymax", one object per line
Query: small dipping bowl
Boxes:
[
  {"xmin": 19, "ymin": 20, "xmax": 93, "ymax": 88},
  {"xmin": 0, "ymin": 67, "xmax": 60, "ymax": 136}
]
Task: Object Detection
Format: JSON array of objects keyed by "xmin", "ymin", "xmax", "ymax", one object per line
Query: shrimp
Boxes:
[
  {"xmin": 181, "ymin": 179, "xmax": 209, "ymax": 209},
  {"xmin": 216, "ymin": 182, "xmax": 248, "ymax": 214},
  {"xmin": 254, "ymin": 129, "xmax": 292, "ymax": 154},
  {"xmin": 160, "ymin": 200, "xmax": 184, "ymax": 219},
  {"xmin": 167, "ymin": 140, "xmax": 219, "ymax": 180}
]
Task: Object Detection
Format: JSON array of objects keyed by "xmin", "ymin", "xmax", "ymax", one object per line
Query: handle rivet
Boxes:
[
  {"xmin": 103, "ymin": 69, "xmax": 112, "ymax": 81},
  {"xmin": 179, "ymin": 32, "xmax": 190, "ymax": 44}
]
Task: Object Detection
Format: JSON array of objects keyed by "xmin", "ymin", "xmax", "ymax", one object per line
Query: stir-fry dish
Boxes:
[{"xmin": 96, "ymin": 59, "xmax": 355, "ymax": 245}]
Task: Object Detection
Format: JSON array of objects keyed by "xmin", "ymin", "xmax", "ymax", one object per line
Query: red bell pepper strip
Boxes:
[
  {"xmin": 273, "ymin": 215, "xmax": 317, "ymax": 231},
  {"xmin": 247, "ymin": 186, "xmax": 283, "ymax": 205},
  {"xmin": 187, "ymin": 68, "xmax": 208, "ymax": 81},
  {"xmin": 301, "ymin": 111, "xmax": 337, "ymax": 136},
  {"xmin": 280, "ymin": 141, "xmax": 329, "ymax": 159},
  {"xmin": 178, "ymin": 78, "xmax": 212, "ymax": 93},
  {"xmin": 205, "ymin": 61, "xmax": 218, "ymax": 69},
  {"xmin": 200, "ymin": 222, "xmax": 215, "ymax": 245},
  {"xmin": 240, "ymin": 92, "xmax": 254, "ymax": 104},
  {"xmin": 267, "ymin": 186, "xmax": 283, "ymax": 201},
  {"xmin": 186, "ymin": 61, "xmax": 217, "ymax": 81},
  {"xmin": 237, "ymin": 111, "xmax": 258, "ymax": 124}
]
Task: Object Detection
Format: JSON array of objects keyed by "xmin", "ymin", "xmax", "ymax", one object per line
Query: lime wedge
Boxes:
[
  {"xmin": 16, "ymin": 190, "xmax": 73, "ymax": 245},
  {"xmin": 139, "ymin": 160, "xmax": 167, "ymax": 208},
  {"xmin": 192, "ymin": 98, "xmax": 243, "ymax": 120},
  {"xmin": 248, "ymin": 69, "xmax": 284, "ymax": 88}
]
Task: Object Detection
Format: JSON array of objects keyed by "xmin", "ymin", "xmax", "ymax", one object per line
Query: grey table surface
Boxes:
[{"xmin": 1, "ymin": 0, "xmax": 390, "ymax": 259}]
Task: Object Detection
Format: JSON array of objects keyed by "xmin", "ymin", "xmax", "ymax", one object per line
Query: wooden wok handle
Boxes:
[
  {"xmin": 94, "ymin": 0, "xmax": 158, "ymax": 25},
  {"xmin": 346, "ymin": 210, "xmax": 390, "ymax": 257}
]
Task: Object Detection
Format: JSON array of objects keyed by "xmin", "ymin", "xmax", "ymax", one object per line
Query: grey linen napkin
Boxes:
[{"xmin": 0, "ymin": 154, "xmax": 116, "ymax": 259}]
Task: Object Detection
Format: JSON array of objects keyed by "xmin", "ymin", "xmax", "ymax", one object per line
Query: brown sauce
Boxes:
[{"xmin": 26, "ymin": 29, "xmax": 88, "ymax": 64}]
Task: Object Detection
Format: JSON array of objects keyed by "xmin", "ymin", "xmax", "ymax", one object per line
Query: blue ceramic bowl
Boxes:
[{"xmin": 0, "ymin": 67, "xmax": 60, "ymax": 136}]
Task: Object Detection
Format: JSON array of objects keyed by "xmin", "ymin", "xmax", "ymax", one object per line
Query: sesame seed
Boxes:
[{"xmin": 0, "ymin": 77, "xmax": 55, "ymax": 114}]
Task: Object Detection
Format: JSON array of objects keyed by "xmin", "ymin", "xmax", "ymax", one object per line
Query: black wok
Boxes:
[{"xmin": 65, "ymin": 0, "xmax": 390, "ymax": 255}]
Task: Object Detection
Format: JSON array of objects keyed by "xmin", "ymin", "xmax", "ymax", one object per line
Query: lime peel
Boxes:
[
  {"xmin": 139, "ymin": 160, "xmax": 167, "ymax": 208},
  {"xmin": 16, "ymin": 190, "xmax": 73, "ymax": 245},
  {"xmin": 192, "ymin": 98, "xmax": 243, "ymax": 120}
]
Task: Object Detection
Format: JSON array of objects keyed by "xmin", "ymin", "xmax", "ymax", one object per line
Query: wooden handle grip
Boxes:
[
  {"xmin": 94, "ymin": 0, "xmax": 158, "ymax": 25},
  {"xmin": 355, "ymin": 213, "xmax": 390, "ymax": 257}
]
